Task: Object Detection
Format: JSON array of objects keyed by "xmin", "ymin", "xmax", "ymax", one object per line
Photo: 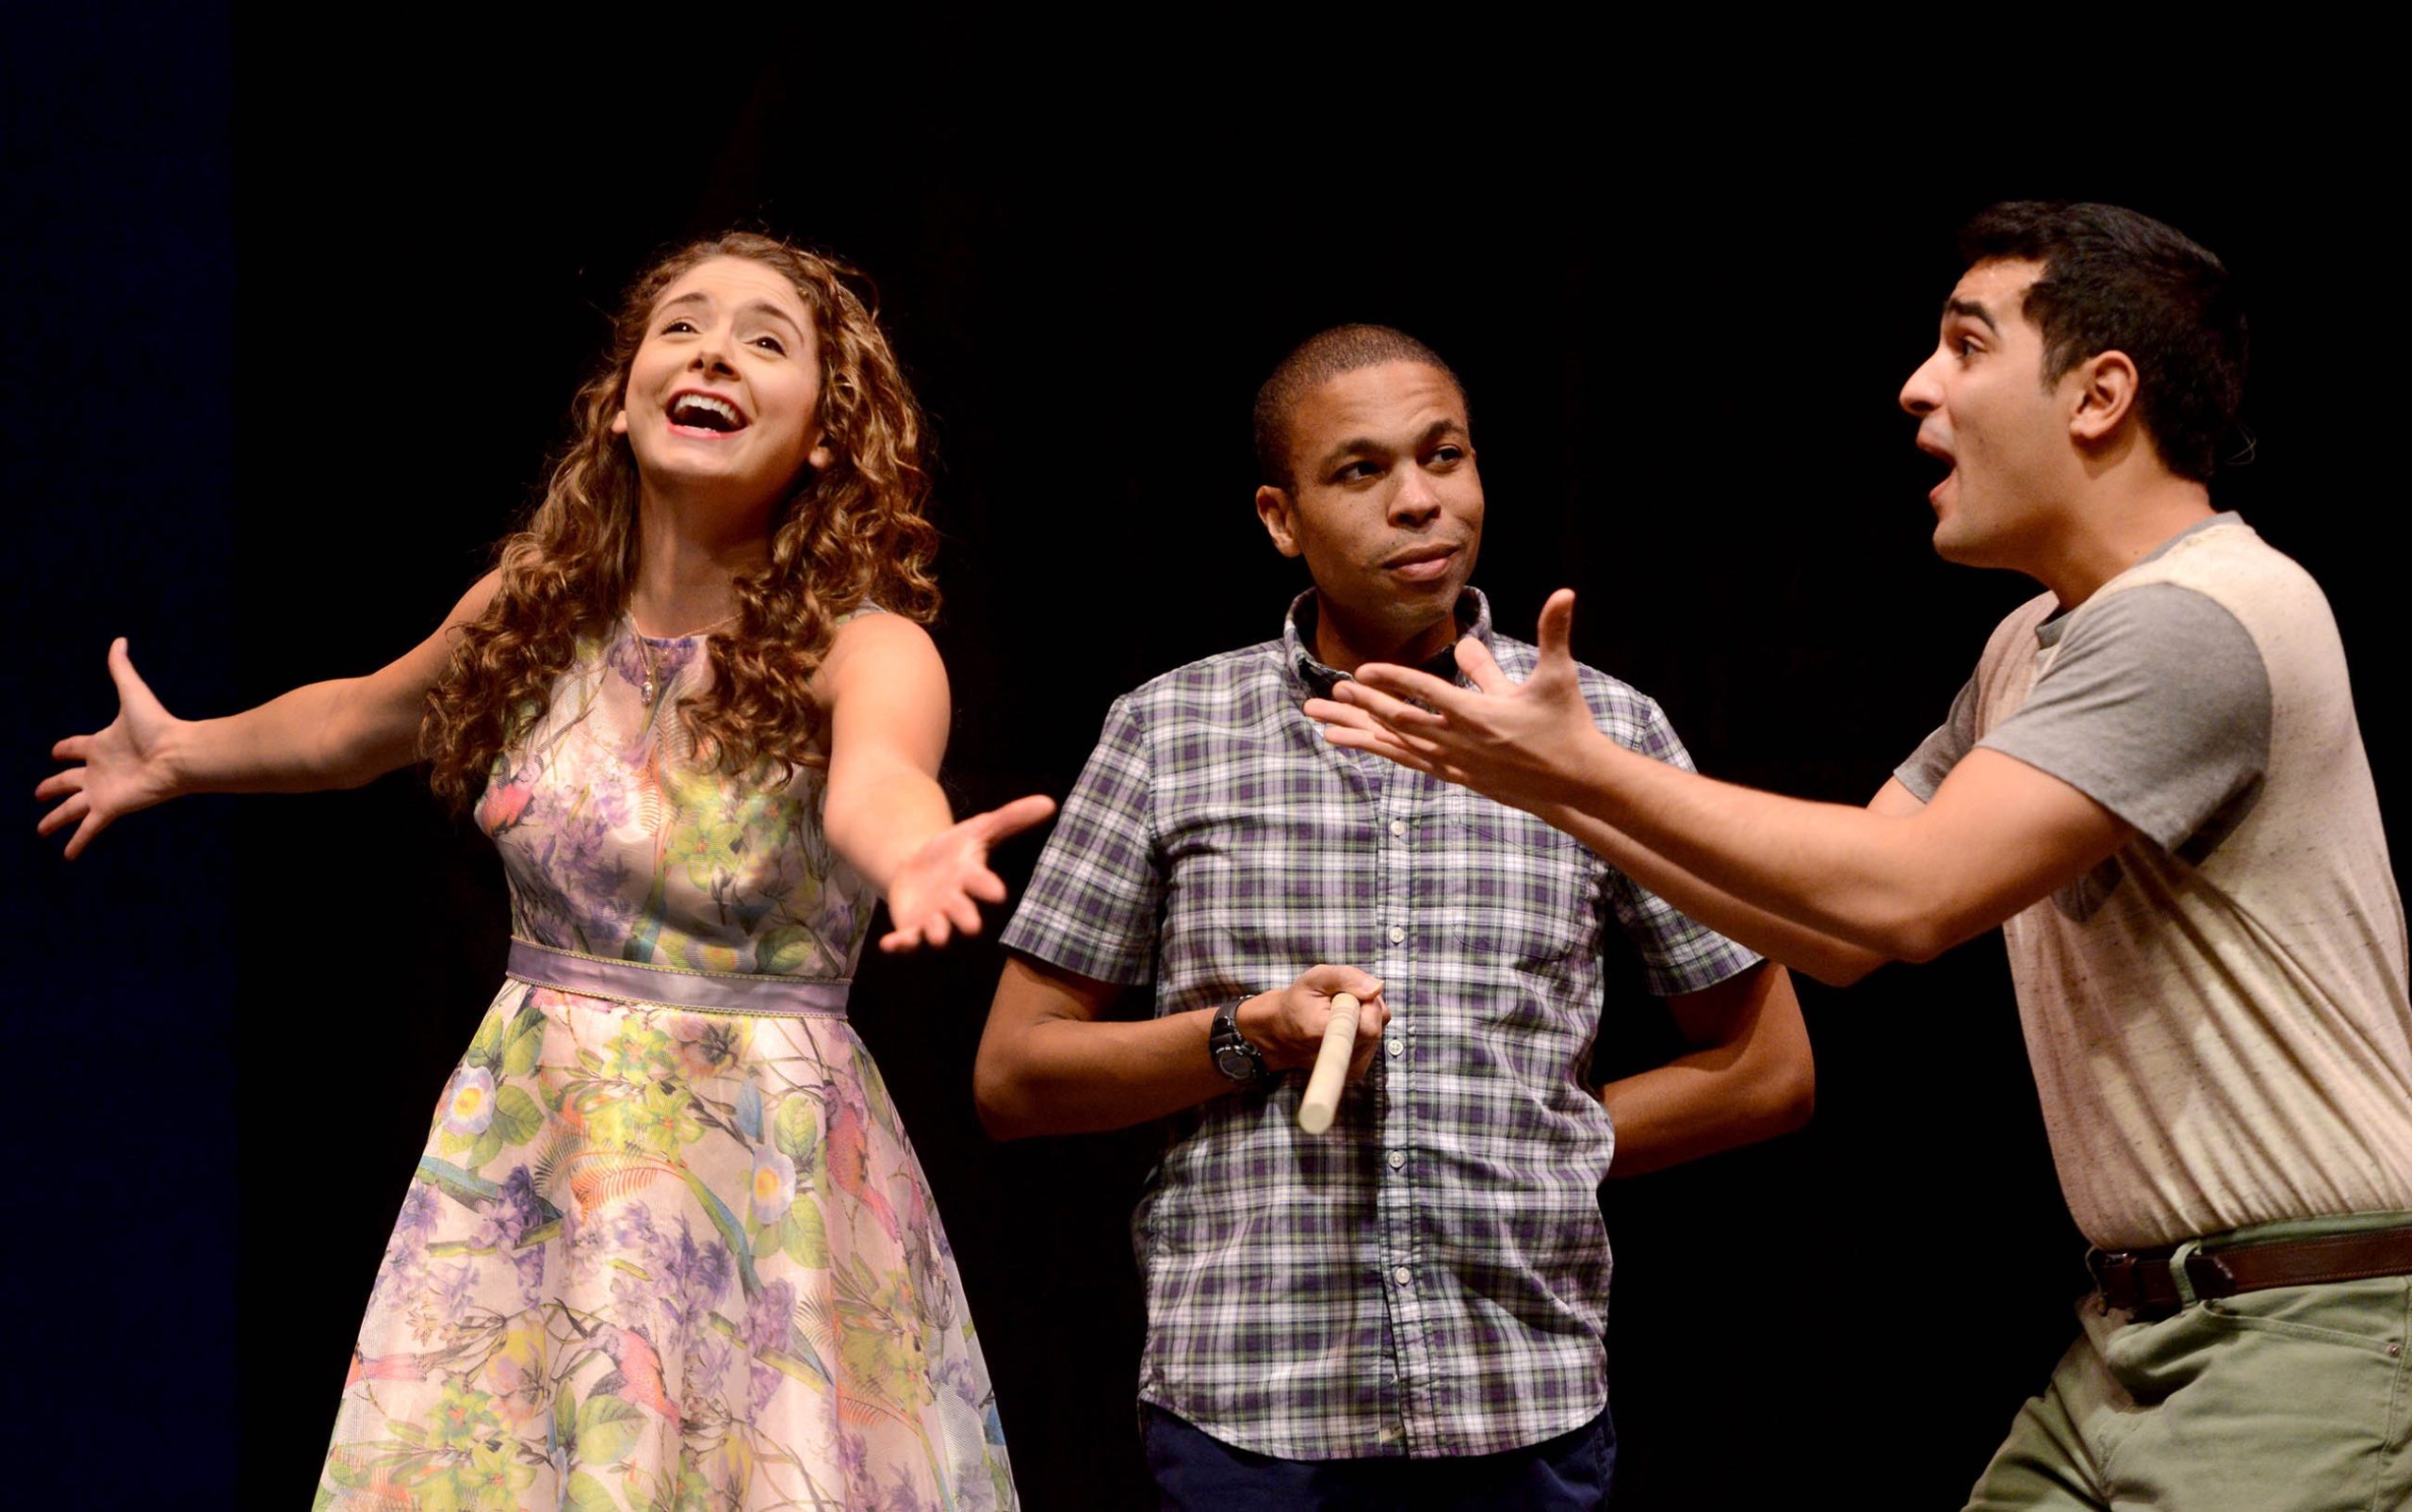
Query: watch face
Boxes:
[{"xmin": 1214, "ymin": 1046, "xmax": 1260, "ymax": 1081}]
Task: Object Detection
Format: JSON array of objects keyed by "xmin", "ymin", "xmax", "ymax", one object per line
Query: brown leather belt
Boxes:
[{"xmin": 2088, "ymin": 1225, "xmax": 2412, "ymax": 1312}]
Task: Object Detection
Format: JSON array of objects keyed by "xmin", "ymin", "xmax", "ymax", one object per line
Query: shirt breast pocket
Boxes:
[
  {"xmin": 1161, "ymin": 800, "xmax": 1372, "ymax": 987},
  {"xmin": 1439, "ymin": 804, "xmax": 1604, "ymax": 982}
]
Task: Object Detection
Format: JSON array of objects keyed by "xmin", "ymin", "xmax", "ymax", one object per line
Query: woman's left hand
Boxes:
[{"xmin": 878, "ymin": 793, "xmax": 1058, "ymax": 952}]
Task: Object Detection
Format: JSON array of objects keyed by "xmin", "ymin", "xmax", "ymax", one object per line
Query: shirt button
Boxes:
[
  {"xmin": 1393, "ymin": 1265, "xmax": 1413, "ymax": 1287},
  {"xmin": 1389, "ymin": 819, "xmax": 1407, "ymax": 838},
  {"xmin": 1386, "ymin": 1036, "xmax": 1403, "ymax": 1058},
  {"xmin": 1387, "ymin": 924, "xmax": 1406, "ymax": 944},
  {"xmin": 1387, "ymin": 1149, "xmax": 1406, "ymax": 1170}
]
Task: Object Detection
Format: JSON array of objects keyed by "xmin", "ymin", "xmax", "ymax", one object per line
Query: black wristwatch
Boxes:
[{"xmin": 1210, "ymin": 999, "xmax": 1268, "ymax": 1085}]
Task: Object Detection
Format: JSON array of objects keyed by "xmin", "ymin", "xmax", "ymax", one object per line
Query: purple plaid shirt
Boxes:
[{"xmin": 1000, "ymin": 589, "xmax": 1759, "ymax": 1459}]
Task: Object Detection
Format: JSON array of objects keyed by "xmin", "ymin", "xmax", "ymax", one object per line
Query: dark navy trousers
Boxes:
[{"xmin": 1143, "ymin": 1404, "xmax": 1615, "ymax": 1510}]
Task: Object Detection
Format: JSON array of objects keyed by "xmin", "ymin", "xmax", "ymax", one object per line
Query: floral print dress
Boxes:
[{"xmin": 317, "ymin": 620, "xmax": 1016, "ymax": 1512}]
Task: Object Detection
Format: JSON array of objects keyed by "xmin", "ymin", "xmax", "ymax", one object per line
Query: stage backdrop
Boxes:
[{"xmin": 9, "ymin": 15, "xmax": 2400, "ymax": 1507}]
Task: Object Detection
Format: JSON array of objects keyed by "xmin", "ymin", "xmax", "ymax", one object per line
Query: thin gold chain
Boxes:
[{"xmin": 627, "ymin": 610, "xmax": 734, "ymax": 705}]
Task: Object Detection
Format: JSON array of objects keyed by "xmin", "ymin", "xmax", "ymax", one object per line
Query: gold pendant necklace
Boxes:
[
  {"xmin": 636, "ymin": 633, "xmax": 661, "ymax": 705},
  {"xmin": 629, "ymin": 610, "xmax": 735, "ymax": 705}
]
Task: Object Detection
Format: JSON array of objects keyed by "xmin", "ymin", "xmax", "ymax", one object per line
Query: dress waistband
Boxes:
[{"xmin": 505, "ymin": 938, "xmax": 850, "ymax": 1018}]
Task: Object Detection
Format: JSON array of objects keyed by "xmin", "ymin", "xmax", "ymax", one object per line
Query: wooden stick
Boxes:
[{"xmin": 1297, "ymin": 991, "xmax": 1361, "ymax": 1134}]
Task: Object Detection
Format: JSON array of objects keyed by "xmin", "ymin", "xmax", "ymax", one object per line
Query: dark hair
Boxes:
[
  {"xmin": 1252, "ymin": 324, "xmax": 1466, "ymax": 488},
  {"xmin": 1958, "ymin": 201, "xmax": 2246, "ymax": 482}
]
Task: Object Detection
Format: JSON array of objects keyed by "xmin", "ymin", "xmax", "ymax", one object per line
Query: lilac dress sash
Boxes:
[{"xmin": 505, "ymin": 937, "xmax": 850, "ymax": 1017}]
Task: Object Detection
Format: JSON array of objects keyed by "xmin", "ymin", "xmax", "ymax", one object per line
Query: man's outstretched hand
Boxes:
[{"xmin": 1304, "ymin": 590, "xmax": 1602, "ymax": 814}]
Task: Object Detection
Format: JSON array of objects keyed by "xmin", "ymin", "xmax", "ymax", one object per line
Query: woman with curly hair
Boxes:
[{"xmin": 40, "ymin": 234, "xmax": 1040, "ymax": 1509}]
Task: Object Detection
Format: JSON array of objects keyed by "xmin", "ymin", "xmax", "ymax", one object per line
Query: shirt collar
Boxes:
[
  {"xmin": 2034, "ymin": 510, "xmax": 2244, "ymax": 648},
  {"xmin": 1282, "ymin": 587, "xmax": 1494, "ymax": 698}
]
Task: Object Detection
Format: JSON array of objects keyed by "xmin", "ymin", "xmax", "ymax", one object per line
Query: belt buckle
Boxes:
[
  {"xmin": 2086, "ymin": 1247, "xmax": 2138, "ymax": 1307},
  {"xmin": 2182, "ymin": 1246, "xmax": 2238, "ymax": 1300}
]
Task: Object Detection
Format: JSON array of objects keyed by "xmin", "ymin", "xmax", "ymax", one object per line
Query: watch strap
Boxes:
[{"xmin": 1210, "ymin": 999, "xmax": 1268, "ymax": 1085}]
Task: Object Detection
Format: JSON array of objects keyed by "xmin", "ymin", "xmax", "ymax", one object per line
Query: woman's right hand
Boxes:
[{"xmin": 37, "ymin": 638, "xmax": 187, "ymax": 858}]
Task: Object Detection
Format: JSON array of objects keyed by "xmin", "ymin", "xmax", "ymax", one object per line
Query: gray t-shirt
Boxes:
[
  {"xmin": 1902, "ymin": 555, "xmax": 2273, "ymax": 918},
  {"xmin": 1894, "ymin": 515, "xmax": 2412, "ymax": 1247}
]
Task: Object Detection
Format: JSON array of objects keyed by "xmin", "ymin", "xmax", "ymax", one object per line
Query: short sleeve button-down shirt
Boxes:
[{"xmin": 999, "ymin": 589, "xmax": 1759, "ymax": 1459}]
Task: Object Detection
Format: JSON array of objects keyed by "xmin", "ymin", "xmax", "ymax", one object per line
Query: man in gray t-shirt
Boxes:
[{"xmin": 1309, "ymin": 203, "xmax": 2412, "ymax": 1510}]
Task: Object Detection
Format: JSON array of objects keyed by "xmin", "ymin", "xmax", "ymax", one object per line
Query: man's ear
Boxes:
[
  {"xmin": 1255, "ymin": 483, "xmax": 1302, "ymax": 558},
  {"xmin": 2067, "ymin": 350, "xmax": 2140, "ymax": 444}
]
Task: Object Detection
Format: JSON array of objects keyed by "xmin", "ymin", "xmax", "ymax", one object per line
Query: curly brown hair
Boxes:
[{"xmin": 424, "ymin": 233, "xmax": 938, "ymax": 809}]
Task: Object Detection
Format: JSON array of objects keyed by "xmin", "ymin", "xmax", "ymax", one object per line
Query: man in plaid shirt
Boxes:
[{"xmin": 975, "ymin": 325, "xmax": 1814, "ymax": 1508}]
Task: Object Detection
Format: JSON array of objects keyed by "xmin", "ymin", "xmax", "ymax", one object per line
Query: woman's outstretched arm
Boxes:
[
  {"xmin": 814, "ymin": 612, "xmax": 1054, "ymax": 952},
  {"xmin": 37, "ymin": 571, "xmax": 500, "ymax": 857}
]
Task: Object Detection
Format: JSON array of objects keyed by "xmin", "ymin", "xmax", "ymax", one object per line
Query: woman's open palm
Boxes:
[{"xmin": 37, "ymin": 638, "xmax": 184, "ymax": 859}]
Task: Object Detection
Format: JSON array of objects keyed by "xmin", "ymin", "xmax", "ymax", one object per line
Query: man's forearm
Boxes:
[
  {"xmin": 1599, "ymin": 965, "xmax": 1815, "ymax": 1177},
  {"xmin": 1550, "ymin": 735, "xmax": 1944, "ymax": 952},
  {"xmin": 975, "ymin": 1005, "xmax": 1238, "ymax": 1139},
  {"xmin": 978, "ymin": 957, "xmax": 1389, "ymax": 1140},
  {"xmin": 1549, "ymin": 738, "xmax": 2127, "ymax": 964},
  {"xmin": 1529, "ymin": 798, "xmax": 1890, "ymax": 986},
  {"xmin": 1597, "ymin": 1055, "xmax": 1811, "ymax": 1177}
]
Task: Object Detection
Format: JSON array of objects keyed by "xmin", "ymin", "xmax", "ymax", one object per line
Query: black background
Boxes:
[{"xmin": 8, "ymin": 14, "xmax": 2401, "ymax": 1508}]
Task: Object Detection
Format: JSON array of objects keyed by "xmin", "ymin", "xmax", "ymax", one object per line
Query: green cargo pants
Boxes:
[{"xmin": 1964, "ymin": 1214, "xmax": 2412, "ymax": 1512}]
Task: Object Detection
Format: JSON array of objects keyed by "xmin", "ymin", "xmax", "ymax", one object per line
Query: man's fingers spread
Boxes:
[
  {"xmin": 1344, "ymin": 678, "xmax": 1455, "ymax": 728},
  {"xmin": 37, "ymin": 794, "xmax": 89, "ymax": 836},
  {"xmin": 35, "ymin": 769, "xmax": 84, "ymax": 801},
  {"xmin": 1321, "ymin": 725, "xmax": 1376, "ymax": 752},
  {"xmin": 1537, "ymin": 590, "xmax": 1577, "ymax": 663},
  {"xmin": 105, "ymin": 638, "xmax": 144, "ymax": 700},
  {"xmin": 1327, "ymin": 725, "xmax": 1441, "ymax": 776},
  {"xmin": 1301, "ymin": 696, "xmax": 1374, "ymax": 731},
  {"xmin": 1346, "ymin": 722, "xmax": 1435, "ymax": 762},
  {"xmin": 1318, "ymin": 702, "xmax": 1439, "ymax": 751},
  {"xmin": 1332, "ymin": 678, "xmax": 1427, "ymax": 726},
  {"xmin": 1457, "ymin": 636, "xmax": 1510, "ymax": 694}
]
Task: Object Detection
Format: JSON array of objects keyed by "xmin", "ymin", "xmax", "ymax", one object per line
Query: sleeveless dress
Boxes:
[{"xmin": 317, "ymin": 619, "xmax": 1016, "ymax": 1512}]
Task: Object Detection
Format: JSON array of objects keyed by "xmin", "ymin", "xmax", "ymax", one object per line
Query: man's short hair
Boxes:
[
  {"xmin": 1253, "ymin": 324, "xmax": 1467, "ymax": 489},
  {"xmin": 1960, "ymin": 202, "xmax": 2247, "ymax": 483}
]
